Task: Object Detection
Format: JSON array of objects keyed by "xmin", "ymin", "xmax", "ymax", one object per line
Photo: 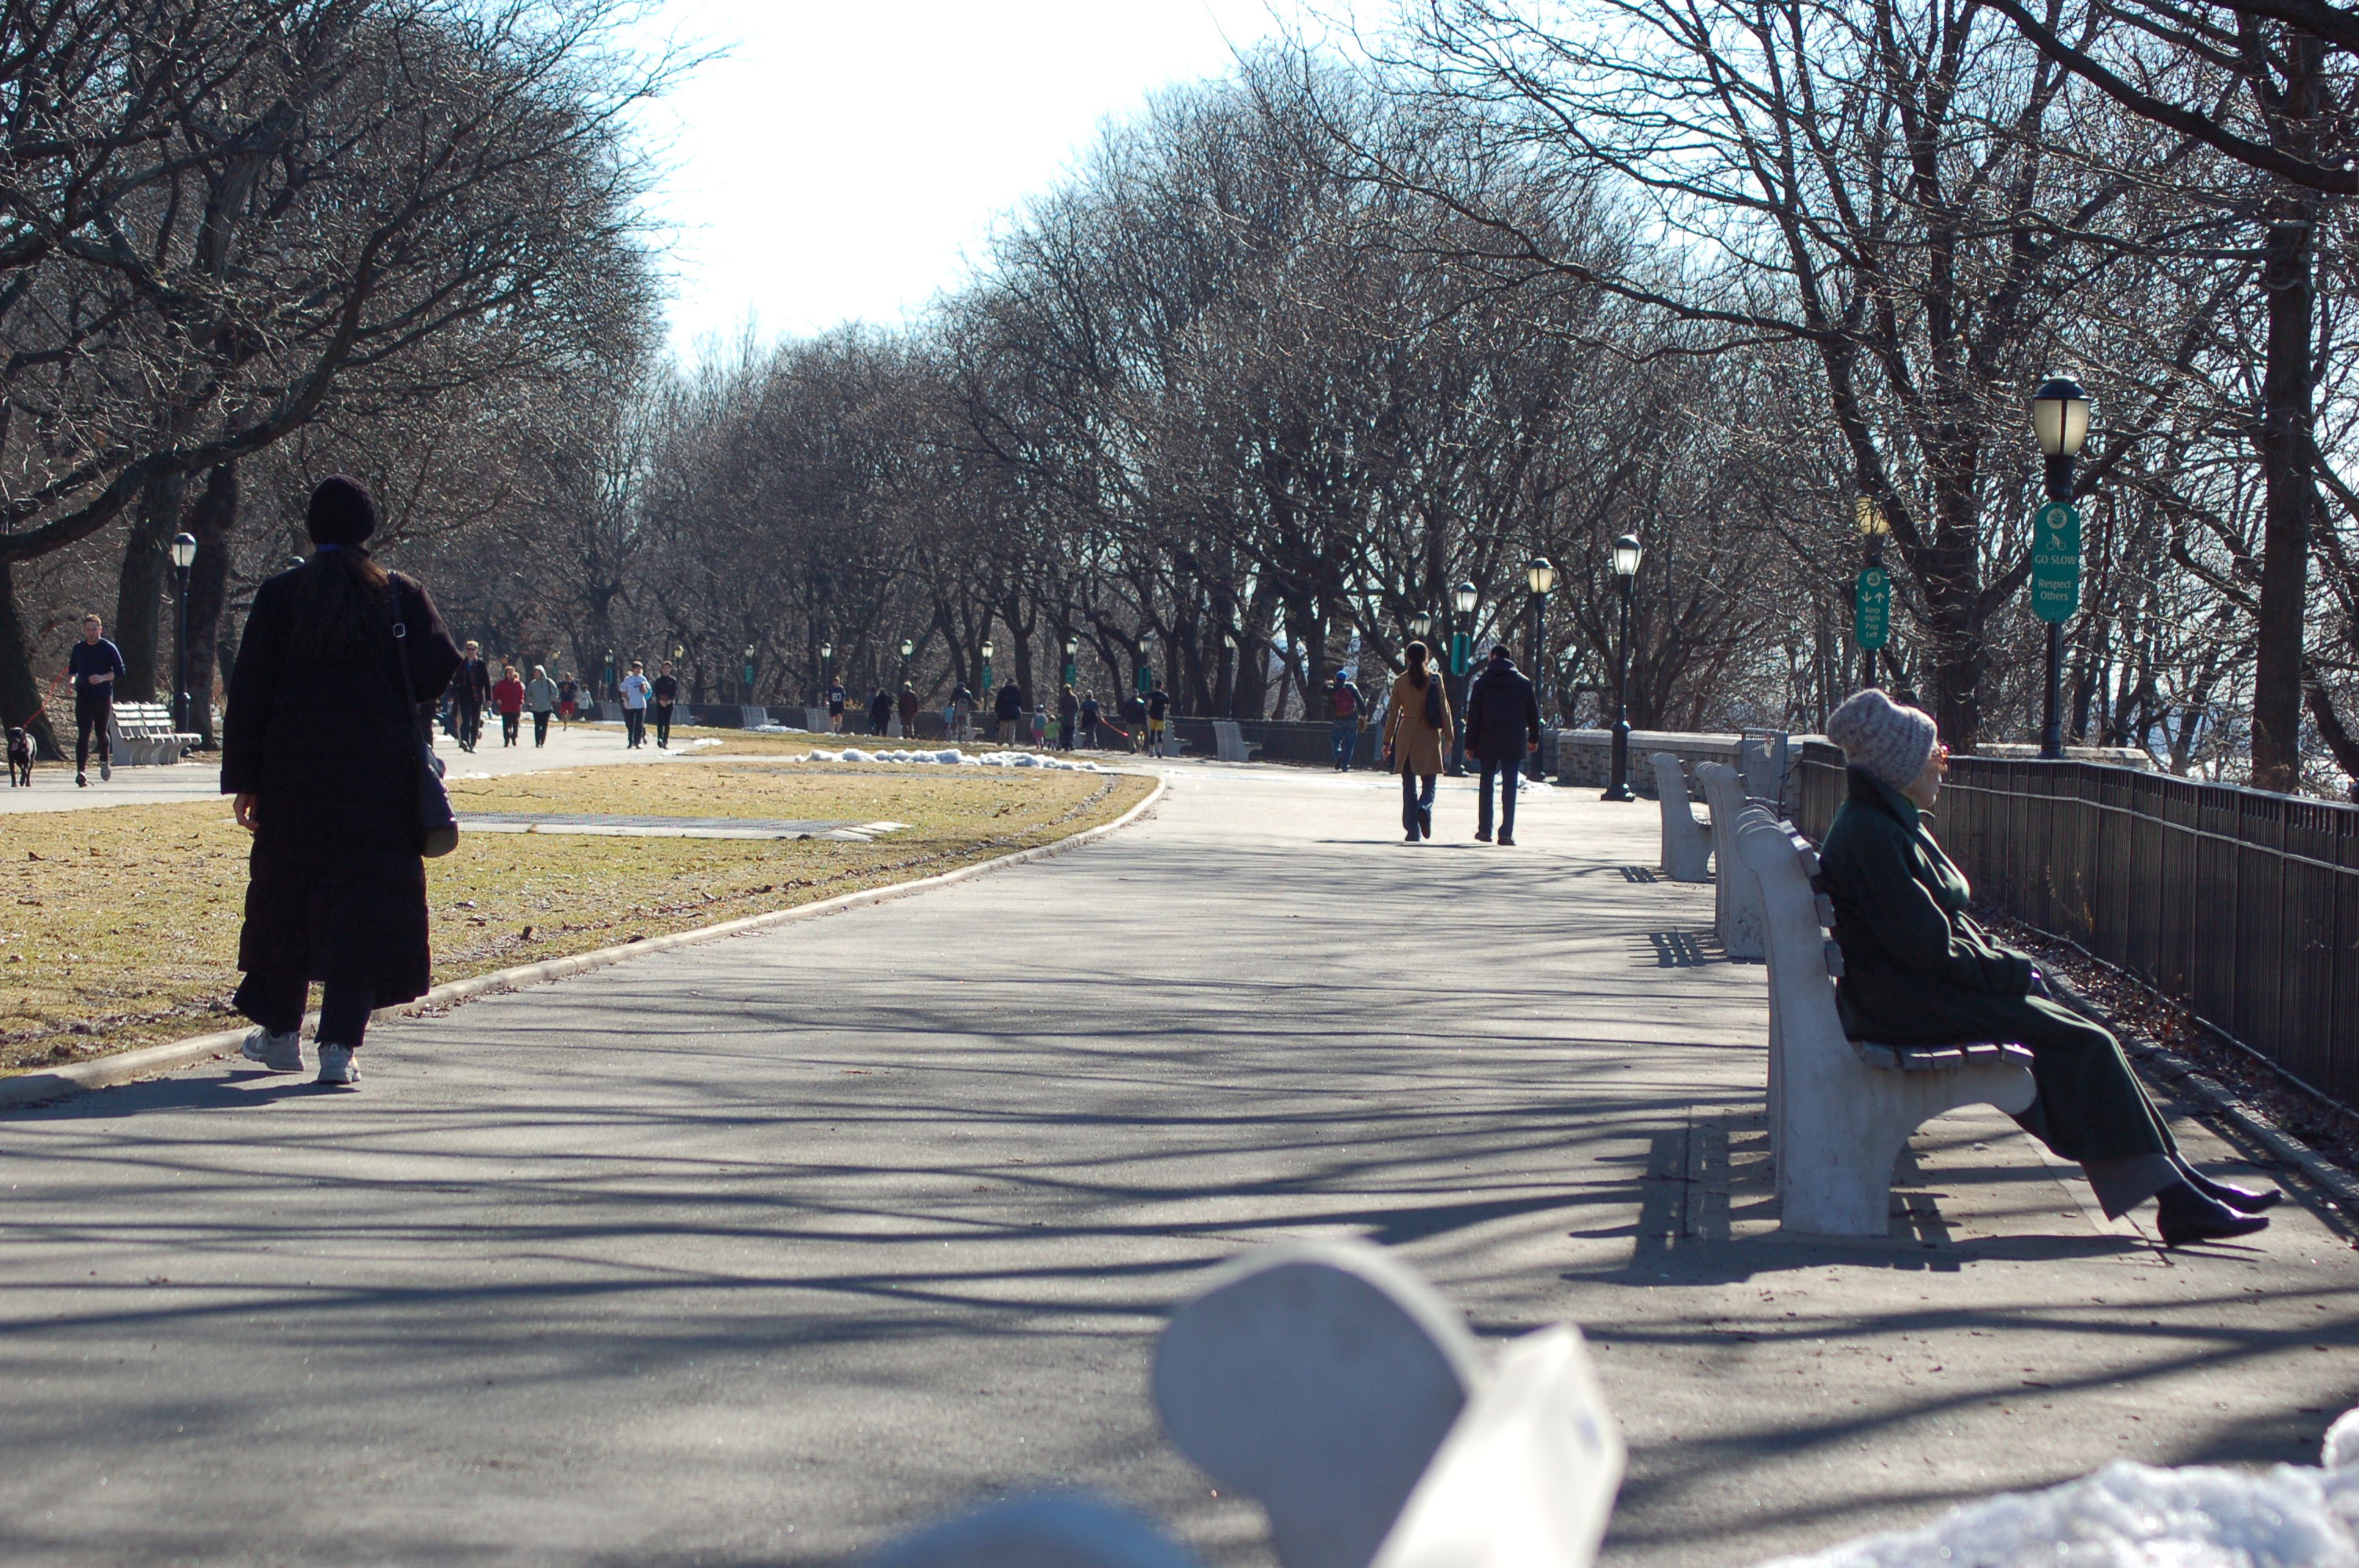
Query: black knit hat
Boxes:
[{"xmin": 305, "ymin": 475, "xmax": 377, "ymax": 546}]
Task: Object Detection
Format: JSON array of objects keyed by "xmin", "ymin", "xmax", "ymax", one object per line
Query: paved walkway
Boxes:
[
  {"xmin": 0, "ymin": 720, "xmax": 732, "ymax": 813},
  {"xmin": 0, "ymin": 764, "xmax": 2351, "ymax": 1567}
]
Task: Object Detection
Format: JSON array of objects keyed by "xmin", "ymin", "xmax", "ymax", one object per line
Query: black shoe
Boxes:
[
  {"xmin": 2184, "ymin": 1168, "xmax": 2283, "ymax": 1214},
  {"xmin": 2155, "ymin": 1181, "xmax": 2272, "ymax": 1247},
  {"xmin": 1498, "ymin": 834, "xmax": 1516, "ymax": 847},
  {"xmin": 1419, "ymin": 811, "xmax": 1433, "ymax": 840},
  {"xmin": 1476, "ymin": 829, "xmax": 1492, "ymax": 842},
  {"xmin": 1405, "ymin": 829, "xmax": 1419, "ymax": 842},
  {"xmin": 75, "ymin": 772, "xmax": 85, "ymax": 787}
]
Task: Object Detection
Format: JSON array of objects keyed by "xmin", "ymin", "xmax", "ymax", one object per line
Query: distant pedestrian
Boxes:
[
  {"xmin": 224, "ymin": 475, "xmax": 461, "ymax": 1087},
  {"xmin": 869, "ymin": 688, "xmax": 892, "ymax": 736},
  {"xmin": 492, "ymin": 664, "xmax": 525, "ymax": 747},
  {"xmin": 619, "ymin": 659, "xmax": 652, "ymax": 748},
  {"xmin": 898, "ymin": 683, "xmax": 919, "ymax": 737},
  {"xmin": 994, "ymin": 680, "xmax": 1025, "ymax": 744},
  {"xmin": 1463, "ymin": 644, "xmax": 1541, "ymax": 846},
  {"xmin": 1145, "ymin": 683, "xmax": 1170, "ymax": 755},
  {"xmin": 62, "ymin": 612, "xmax": 125, "ymax": 787},
  {"xmin": 525, "ymin": 665, "xmax": 558, "ymax": 746},
  {"xmin": 452, "ymin": 641, "xmax": 490, "ymax": 752},
  {"xmin": 827, "ymin": 677, "xmax": 847, "ymax": 734},
  {"xmin": 1328, "ymin": 670, "xmax": 1362, "ymax": 771},
  {"xmin": 1121, "ymin": 692, "xmax": 1147, "ymax": 752},
  {"xmin": 1383, "ymin": 641, "xmax": 1453, "ymax": 843},
  {"xmin": 652, "ymin": 660, "xmax": 680, "ymax": 748},
  {"xmin": 1057, "ymin": 684, "xmax": 1079, "ymax": 749},
  {"xmin": 951, "ymin": 682, "xmax": 975, "ymax": 743},
  {"xmin": 557, "ymin": 675, "xmax": 579, "ymax": 728},
  {"xmin": 1079, "ymin": 691, "xmax": 1101, "ymax": 748}
]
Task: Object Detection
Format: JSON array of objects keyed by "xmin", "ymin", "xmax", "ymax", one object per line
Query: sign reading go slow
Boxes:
[{"xmin": 2030, "ymin": 502, "xmax": 2081, "ymax": 624}]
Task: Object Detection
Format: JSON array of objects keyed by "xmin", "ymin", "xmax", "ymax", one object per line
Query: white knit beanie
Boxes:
[{"xmin": 1826, "ymin": 688, "xmax": 1939, "ymax": 792}]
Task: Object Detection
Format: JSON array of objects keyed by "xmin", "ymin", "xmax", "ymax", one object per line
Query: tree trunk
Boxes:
[
  {"xmin": 2249, "ymin": 25, "xmax": 2328, "ymax": 792},
  {"xmin": 0, "ymin": 562, "xmax": 61, "ymax": 759},
  {"xmin": 180, "ymin": 462, "xmax": 238, "ymax": 747},
  {"xmin": 114, "ymin": 467, "xmax": 187, "ymax": 702},
  {"xmin": 2250, "ymin": 192, "xmax": 2322, "ymax": 790}
]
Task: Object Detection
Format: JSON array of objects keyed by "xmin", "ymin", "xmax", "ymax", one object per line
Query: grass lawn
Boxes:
[{"xmin": 0, "ymin": 760, "xmax": 1152, "ymax": 1076}]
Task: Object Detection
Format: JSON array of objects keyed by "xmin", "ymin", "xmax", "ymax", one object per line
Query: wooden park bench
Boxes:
[
  {"xmin": 106, "ymin": 701, "xmax": 200, "ymax": 765},
  {"xmin": 1732, "ymin": 804, "xmax": 2035, "ymax": 1236}
]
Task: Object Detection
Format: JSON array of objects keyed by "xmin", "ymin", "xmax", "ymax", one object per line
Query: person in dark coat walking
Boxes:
[
  {"xmin": 452, "ymin": 641, "xmax": 490, "ymax": 752},
  {"xmin": 223, "ymin": 476, "xmax": 462, "ymax": 1087},
  {"xmin": 994, "ymin": 681, "xmax": 1025, "ymax": 745},
  {"xmin": 1057, "ymin": 685, "xmax": 1079, "ymax": 749},
  {"xmin": 868, "ymin": 688, "xmax": 893, "ymax": 736},
  {"xmin": 1819, "ymin": 688, "xmax": 2275, "ymax": 1247},
  {"xmin": 1461, "ymin": 645, "xmax": 1542, "ymax": 844}
]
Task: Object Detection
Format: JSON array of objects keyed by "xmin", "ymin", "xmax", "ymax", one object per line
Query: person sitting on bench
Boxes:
[{"xmin": 1819, "ymin": 688, "xmax": 2276, "ymax": 1247}]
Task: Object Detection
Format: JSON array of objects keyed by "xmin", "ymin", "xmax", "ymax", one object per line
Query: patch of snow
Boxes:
[
  {"xmin": 1757, "ymin": 1452, "xmax": 2359, "ymax": 1568},
  {"xmin": 2328, "ymin": 1410, "xmax": 2359, "ymax": 1472},
  {"xmin": 795, "ymin": 746, "xmax": 1104, "ymax": 772}
]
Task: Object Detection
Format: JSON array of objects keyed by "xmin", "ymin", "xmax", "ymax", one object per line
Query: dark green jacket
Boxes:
[{"xmin": 1818, "ymin": 767, "xmax": 2031, "ymax": 1039}]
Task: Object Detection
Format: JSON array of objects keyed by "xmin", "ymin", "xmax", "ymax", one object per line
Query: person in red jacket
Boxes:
[{"xmin": 492, "ymin": 664, "xmax": 526, "ymax": 747}]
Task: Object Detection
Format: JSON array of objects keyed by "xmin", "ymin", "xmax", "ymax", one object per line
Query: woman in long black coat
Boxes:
[
  {"xmin": 1819, "ymin": 688, "xmax": 2276, "ymax": 1247},
  {"xmin": 221, "ymin": 477, "xmax": 462, "ymax": 1086}
]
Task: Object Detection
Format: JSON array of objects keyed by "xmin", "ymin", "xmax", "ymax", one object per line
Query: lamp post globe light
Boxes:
[
  {"xmin": 169, "ymin": 532, "xmax": 198, "ymax": 739},
  {"xmin": 1408, "ymin": 607, "xmax": 1432, "ymax": 641},
  {"xmin": 2031, "ymin": 376, "xmax": 2090, "ymax": 760},
  {"xmin": 1603, "ymin": 533, "xmax": 1643, "ymax": 802}
]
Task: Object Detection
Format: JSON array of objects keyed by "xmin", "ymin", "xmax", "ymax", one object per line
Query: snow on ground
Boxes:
[
  {"xmin": 800, "ymin": 748, "xmax": 1105, "ymax": 772},
  {"xmin": 1759, "ymin": 1415, "xmax": 2359, "ymax": 1568}
]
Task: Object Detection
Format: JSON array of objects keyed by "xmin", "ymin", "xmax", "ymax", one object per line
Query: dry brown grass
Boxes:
[{"xmin": 0, "ymin": 762, "xmax": 1151, "ymax": 1075}]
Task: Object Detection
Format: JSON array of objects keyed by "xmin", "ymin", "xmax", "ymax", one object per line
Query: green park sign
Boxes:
[
  {"xmin": 1855, "ymin": 564, "xmax": 1892, "ymax": 651},
  {"xmin": 2030, "ymin": 501, "xmax": 2081, "ymax": 624}
]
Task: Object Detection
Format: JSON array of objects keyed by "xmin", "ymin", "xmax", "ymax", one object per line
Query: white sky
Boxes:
[{"xmin": 627, "ymin": 1, "xmax": 1316, "ymax": 363}]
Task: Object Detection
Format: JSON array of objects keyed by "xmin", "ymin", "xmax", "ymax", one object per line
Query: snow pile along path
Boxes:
[
  {"xmin": 800, "ymin": 748, "xmax": 1105, "ymax": 772},
  {"xmin": 1761, "ymin": 1410, "xmax": 2359, "ymax": 1568}
]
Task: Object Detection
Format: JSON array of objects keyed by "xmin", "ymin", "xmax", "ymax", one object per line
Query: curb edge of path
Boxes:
[{"xmin": 1, "ymin": 771, "xmax": 1167, "ymax": 1110}]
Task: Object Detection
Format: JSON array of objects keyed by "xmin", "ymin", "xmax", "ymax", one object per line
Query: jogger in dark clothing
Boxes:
[{"xmin": 64, "ymin": 615, "xmax": 127, "ymax": 786}]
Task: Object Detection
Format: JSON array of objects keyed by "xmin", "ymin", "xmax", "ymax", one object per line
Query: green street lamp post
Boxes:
[
  {"xmin": 169, "ymin": 532, "xmax": 198, "ymax": 738},
  {"xmin": 1525, "ymin": 556, "xmax": 1554, "ymax": 712},
  {"xmin": 1063, "ymin": 633, "xmax": 1078, "ymax": 690},
  {"xmin": 980, "ymin": 640, "xmax": 994, "ymax": 698},
  {"xmin": 1603, "ymin": 534, "xmax": 1643, "ymax": 802},
  {"xmin": 2031, "ymin": 376, "xmax": 2090, "ymax": 760},
  {"xmin": 1448, "ymin": 582, "xmax": 1477, "ymax": 775}
]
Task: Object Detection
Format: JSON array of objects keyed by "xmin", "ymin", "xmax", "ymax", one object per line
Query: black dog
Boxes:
[{"xmin": 8, "ymin": 727, "xmax": 32, "ymax": 788}]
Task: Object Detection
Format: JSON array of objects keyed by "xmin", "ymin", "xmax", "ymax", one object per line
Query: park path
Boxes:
[{"xmin": 0, "ymin": 762, "xmax": 2352, "ymax": 1568}]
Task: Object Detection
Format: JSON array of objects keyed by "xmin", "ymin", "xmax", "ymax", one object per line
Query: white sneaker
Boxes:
[
  {"xmin": 315, "ymin": 1044, "xmax": 359, "ymax": 1085},
  {"xmin": 240, "ymin": 1027, "xmax": 303, "ymax": 1073}
]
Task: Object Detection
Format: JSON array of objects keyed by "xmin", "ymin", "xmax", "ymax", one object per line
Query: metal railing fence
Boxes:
[{"xmin": 1794, "ymin": 741, "xmax": 2359, "ymax": 1110}]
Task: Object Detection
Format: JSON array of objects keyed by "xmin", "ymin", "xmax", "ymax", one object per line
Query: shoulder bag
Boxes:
[
  {"xmin": 1423, "ymin": 673, "xmax": 1445, "ymax": 731},
  {"xmin": 391, "ymin": 599, "xmax": 460, "ymax": 858}
]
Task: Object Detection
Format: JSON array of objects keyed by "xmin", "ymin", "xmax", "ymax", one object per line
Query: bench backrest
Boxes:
[{"xmin": 1692, "ymin": 762, "xmax": 1765, "ymax": 959}]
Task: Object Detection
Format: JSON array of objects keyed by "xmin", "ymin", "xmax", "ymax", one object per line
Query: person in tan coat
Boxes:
[{"xmin": 1383, "ymin": 641, "xmax": 1455, "ymax": 842}]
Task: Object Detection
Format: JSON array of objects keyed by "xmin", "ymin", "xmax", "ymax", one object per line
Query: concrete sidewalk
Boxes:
[{"xmin": 0, "ymin": 764, "xmax": 2350, "ymax": 1568}]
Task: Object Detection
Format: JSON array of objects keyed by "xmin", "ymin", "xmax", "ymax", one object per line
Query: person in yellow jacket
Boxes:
[{"xmin": 1383, "ymin": 641, "xmax": 1454, "ymax": 842}]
